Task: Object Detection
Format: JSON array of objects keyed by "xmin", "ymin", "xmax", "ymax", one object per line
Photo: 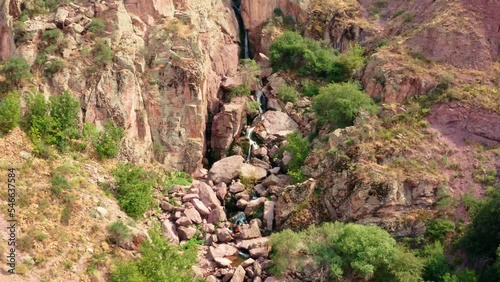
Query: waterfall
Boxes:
[
  {"xmin": 246, "ymin": 126, "xmax": 259, "ymax": 162},
  {"xmin": 231, "ymin": 0, "xmax": 251, "ymax": 59}
]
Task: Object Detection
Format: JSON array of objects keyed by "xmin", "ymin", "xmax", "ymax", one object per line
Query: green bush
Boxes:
[
  {"xmin": 112, "ymin": 164, "xmax": 155, "ymax": 218},
  {"xmin": 312, "ymin": 81, "xmax": 378, "ymax": 127},
  {"xmin": 281, "ymin": 132, "xmax": 309, "ymax": 183},
  {"xmin": 270, "ymin": 222, "xmax": 424, "ymax": 281},
  {"xmin": 277, "ymin": 84, "xmax": 298, "ymax": 103},
  {"xmin": 95, "ymin": 121, "xmax": 123, "ymax": 159},
  {"xmin": 89, "ymin": 18, "xmax": 106, "ymax": 35},
  {"xmin": 270, "ymin": 31, "xmax": 365, "ymax": 82},
  {"xmin": 301, "ymin": 79, "xmax": 320, "ymax": 97},
  {"xmin": 93, "ymin": 38, "xmax": 113, "ymax": 66},
  {"xmin": 425, "ymin": 219, "xmax": 455, "ymax": 243},
  {"xmin": 0, "ymin": 56, "xmax": 31, "ymax": 90},
  {"xmin": 107, "ymin": 220, "xmax": 131, "ymax": 245},
  {"xmin": 43, "ymin": 59, "xmax": 64, "ymax": 78},
  {"xmin": 227, "ymin": 84, "xmax": 251, "ymax": 102},
  {"xmin": 0, "ymin": 91, "xmax": 21, "ymax": 135},
  {"xmin": 51, "ymin": 174, "xmax": 72, "ymax": 195},
  {"xmin": 109, "ymin": 226, "xmax": 202, "ymax": 282}
]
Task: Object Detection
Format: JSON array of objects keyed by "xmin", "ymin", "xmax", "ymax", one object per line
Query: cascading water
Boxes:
[{"xmin": 231, "ymin": 0, "xmax": 251, "ymax": 59}]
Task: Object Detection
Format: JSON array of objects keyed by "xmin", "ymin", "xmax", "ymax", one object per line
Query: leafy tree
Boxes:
[
  {"xmin": 112, "ymin": 164, "xmax": 155, "ymax": 218},
  {"xmin": 281, "ymin": 131, "xmax": 309, "ymax": 183},
  {"xmin": 270, "ymin": 222, "xmax": 424, "ymax": 281},
  {"xmin": 0, "ymin": 56, "xmax": 31, "ymax": 90},
  {"xmin": 313, "ymin": 82, "xmax": 378, "ymax": 127},
  {"xmin": 270, "ymin": 31, "xmax": 365, "ymax": 82},
  {"xmin": 0, "ymin": 91, "xmax": 21, "ymax": 135}
]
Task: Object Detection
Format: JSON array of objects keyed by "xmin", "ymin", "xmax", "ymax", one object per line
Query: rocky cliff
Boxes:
[{"xmin": 4, "ymin": 0, "xmax": 241, "ymax": 173}]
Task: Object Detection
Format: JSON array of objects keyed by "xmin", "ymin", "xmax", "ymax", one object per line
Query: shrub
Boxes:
[
  {"xmin": 43, "ymin": 59, "xmax": 64, "ymax": 78},
  {"xmin": 0, "ymin": 56, "xmax": 31, "ymax": 90},
  {"xmin": 109, "ymin": 226, "xmax": 202, "ymax": 282},
  {"xmin": 301, "ymin": 79, "xmax": 320, "ymax": 97},
  {"xmin": 0, "ymin": 91, "xmax": 21, "ymax": 135},
  {"xmin": 95, "ymin": 121, "xmax": 123, "ymax": 159},
  {"xmin": 88, "ymin": 18, "xmax": 106, "ymax": 35},
  {"xmin": 312, "ymin": 82, "xmax": 378, "ymax": 127},
  {"xmin": 425, "ymin": 219, "xmax": 455, "ymax": 243},
  {"xmin": 281, "ymin": 132, "xmax": 309, "ymax": 183},
  {"xmin": 227, "ymin": 85, "xmax": 251, "ymax": 102},
  {"xmin": 112, "ymin": 164, "xmax": 155, "ymax": 218},
  {"xmin": 270, "ymin": 31, "xmax": 365, "ymax": 82},
  {"xmin": 51, "ymin": 174, "xmax": 72, "ymax": 195},
  {"xmin": 108, "ymin": 220, "xmax": 131, "ymax": 245},
  {"xmin": 270, "ymin": 222, "xmax": 424, "ymax": 281},
  {"xmin": 277, "ymin": 84, "xmax": 298, "ymax": 103},
  {"xmin": 93, "ymin": 38, "xmax": 113, "ymax": 66}
]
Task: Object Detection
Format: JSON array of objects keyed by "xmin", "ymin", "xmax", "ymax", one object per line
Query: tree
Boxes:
[{"xmin": 312, "ymin": 82, "xmax": 378, "ymax": 127}]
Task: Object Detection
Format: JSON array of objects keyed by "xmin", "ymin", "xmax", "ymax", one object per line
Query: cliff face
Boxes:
[{"xmin": 6, "ymin": 0, "xmax": 240, "ymax": 173}]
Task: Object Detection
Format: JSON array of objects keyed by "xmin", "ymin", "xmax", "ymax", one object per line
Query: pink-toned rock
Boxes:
[
  {"xmin": 161, "ymin": 220, "xmax": 179, "ymax": 245},
  {"xmin": 178, "ymin": 226, "xmax": 197, "ymax": 241},
  {"xmin": 182, "ymin": 193, "xmax": 199, "ymax": 202},
  {"xmin": 209, "ymin": 155, "xmax": 245, "ymax": 184},
  {"xmin": 263, "ymin": 201, "xmax": 275, "ymax": 231},
  {"xmin": 232, "ymin": 265, "xmax": 246, "ymax": 282},
  {"xmin": 194, "ymin": 180, "xmax": 221, "ymax": 209},
  {"xmin": 192, "ymin": 198, "xmax": 210, "ymax": 215},
  {"xmin": 184, "ymin": 207, "xmax": 202, "ymax": 224},
  {"xmin": 209, "ymin": 244, "xmax": 238, "ymax": 259},
  {"xmin": 207, "ymin": 206, "xmax": 227, "ymax": 224},
  {"xmin": 175, "ymin": 216, "xmax": 192, "ymax": 227}
]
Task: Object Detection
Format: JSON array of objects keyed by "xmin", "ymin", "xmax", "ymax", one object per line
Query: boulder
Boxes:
[
  {"xmin": 244, "ymin": 198, "xmax": 265, "ymax": 216},
  {"xmin": 263, "ymin": 201, "xmax": 275, "ymax": 231},
  {"xmin": 161, "ymin": 220, "xmax": 179, "ymax": 245},
  {"xmin": 240, "ymin": 164, "xmax": 267, "ymax": 180},
  {"xmin": 192, "ymin": 198, "xmax": 210, "ymax": 215},
  {"xmin": 229, "ymin": 181, "xmax": 246, "ymax": 193},
  {"xmin": 209, "ymin": 155, "xmax": 245, "ymax": 184},
  {"xmin": 215, "ymin": 228, "xmax": 233, "ymax": 243},
  {"xmin": 255, "ymin": 111, "xmax": 298, "ymax": 142},
  {"xmin": 207, "ymin": 206, "xmax": 227, "ymax": 224},
  {"xmin": 238, "ymin": 221, "xmax": 261, "ymax": 239},
  {"xmin": 232, "ymin": 266, "xmax": 246, "ymax": 282},
  {"xmin": 184, "ymin": 207, "xmax": 202, "ymax": 224},
  {"xmin": 178, "ymin": 226, "xmax": 197, "ymax": 241},
  {"xmin": 209, "ymin": 244, "xmax": 238, "ymax": 259},
  {"xmin": 195, "ymin": 180, "xmax": 221, "ymax": 209}
]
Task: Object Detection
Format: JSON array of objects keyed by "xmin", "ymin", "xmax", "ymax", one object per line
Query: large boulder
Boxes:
[
  {"xmin": 211, "ymin": 97, "xmax": 247, "ymax": 158},
  {"xmin": 209, "ymin": 155, "xmax": 245, "ymax": 184},
  {"xmin": 254, "ymin": 111, "xmax": 299, "ymax": 142}
]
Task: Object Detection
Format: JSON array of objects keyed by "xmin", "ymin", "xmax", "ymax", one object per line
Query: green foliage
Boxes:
[
  {"xmin": 281, "ymin": 132, "xmax": 309, "ymax": 183},
  {"xmin": 0, "ymin": 56, "xmax": 31, "ymax": 91},
  {"xmin": 227, "ymin": 85, "xmax": 251, "ymax": 102},
  {"xmin": 239, "ymin": 59, "xmax": 261, "ymax": 89},
  {"xmin": 0, "ymin": 91, "xmax": 21, "ymax": 135},
  {"xmin": 301, "ymin": 79, "xmax": 320, "ymax": 97},
  {"xmin": 43, "ymin": 59, "xmax": 64, "ymax": 78},
  {"xmin": 270, "ymin": 31, "xmax": 365, "ymax": 82},
  {"xmin": 107, "ymin": 220, "xmax": 131, "ymax": 245},
  {"xmin": 420, "ymin": 241, "xmax": 453, "ymax": 282},
  {"xmin": 109, "ymin": 225, "xmax": 201, "ymax": 282},
  {"xmin": 95, "ymin": 121, "xmax": 123, "ymax": 159},
  {"xmin": 112, "ymin": 164, "xmax": 155, "ymax": 218},
  {"xmin": 277, "ymin": 84, "xmax": 298, "ymax": 103},
  {"xmin": 270, "ymin": 222, "xmax": 424, "ymax": 281},
  {"xmin": 312, "ymin": 81, "xmax": 378, "ymax": 127},
  {"xmin": 50, "ymin": 174, "xmax": 72, "ymax": 195},
  {"xmin": 89, "ymin": 18, "xmax": 106, "ymax": 35},
  {"xmin": 425, "ymin": 219, "xmax": 455, "ymax": 243},
  {"xmin": 92, "ymin": 38, "xmax": 113, "ymax": 66}
]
